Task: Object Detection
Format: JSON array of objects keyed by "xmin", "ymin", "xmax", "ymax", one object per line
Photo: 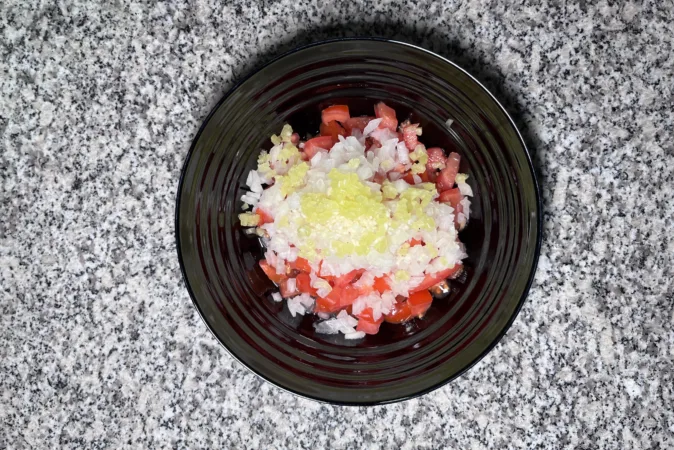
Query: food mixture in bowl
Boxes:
[{"xmin": 238, "ymin": 102, "xmax": 473, "ymax": 339}]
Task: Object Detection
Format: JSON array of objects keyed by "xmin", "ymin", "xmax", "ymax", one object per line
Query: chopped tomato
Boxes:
[
  {"xmin": 374, "ymin": 102, "xmax": 397, "ymax": 131},
  {"xmin": 373, "ymin": 276, "xmax": 390, "ymax": 294},
  {"xmin": 295, "ymin": 273, "xmax": 317, "ymax": 296},
  {"xmin": 303, "ymin": 135, "xmax": 335, "ymax": 159},
  {"xmin": 343, "ymin": 116, "xmax": 374, "ymax": 135},
  {"xmin": 407, "ymin": 290, "xmax": 433, "ymax": 317},
  {"xmin": 438, "ymin": 188, "xmax": 463, "ymax": 207},
  {"xmin": 426, "ymin": 147, "xmax": 447, "ymax": 171},
  {"xmin": 279, "ymin": 278, "xmax": 298, "ymax": 298},
  {"xmin": 289, "ymin": 257, "xmax": 312, "ymax": 273},
  {"xmin": 355, "ymin": 282, "xmax": 374, "ymax": 296},
  {"xmin": 335, "ymin": 269, "xmax": 364, "ymax": 287},
  {"xmin": 373, "ymin": 172, "xmax": 386, "ymax": 184},
  {"xmin": 321, "ymin": 105, "xmax": 350, "ymax": 125},
  {"xmin": 356, "ymin": 308, "xmax": 384, "ymax": 334},
  {"xmin": 256, "ymin": 208, "xmax": 274, "ymax": 225},
  {"xmin": 454, "ymin": 201, "xmax": 465, "ymax": 229},
  {"xmin": 409, "ymin": 238, "xmax": 423, "ymax": 246},
  {"xmin": 384, "ymin": 300, "xmax": 413, "ymax": 324},
  {"xmin": 424, "ymin": 168, "xmax": 437, "ymax": 183},
  {"xmin": 321, "ymin": 275, "xmax": 337, "ymax": 285},
  {"xmin": 436, "ymin": 152, "xmax": 461, "ymax": 192},
  {"xmin": 315, "ymin": 293, "xmax": 341, "ymax": 313},
  {"xmin": 409, "ymin": 264, "xmax": 463, "ymax": 293},
  {"xmin": 320, "ymin": 120, "xmax": 346, "ymax": 140},
  {"xmin": 403, "ymin": 172, "xmax": 415, "ymax": 184},
  {"xmin": 402, "ymin": 123, "xmax": 420, "ymax": 150},
  {"xmin": 339, "ymin": 285, "xmax": 360, "ymax": 307},
  {"xmin": 259, "ymin": 260, "xmax": 286, "ymax": 284}
]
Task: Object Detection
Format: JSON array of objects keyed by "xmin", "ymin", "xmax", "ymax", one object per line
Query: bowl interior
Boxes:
[{"xmin": 176, "ymin": 39, "xmax": 540, "ymax": 404}]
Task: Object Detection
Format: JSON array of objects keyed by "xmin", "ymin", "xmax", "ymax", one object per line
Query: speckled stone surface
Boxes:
[{"xmin": 1, "ymin": 0, "xmax": 673, "ymax": 448}]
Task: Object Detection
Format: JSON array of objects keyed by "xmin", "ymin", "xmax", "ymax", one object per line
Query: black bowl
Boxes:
[{"xmin": 176, "ymin": 39, "xmax": 541, "ymax": 405}]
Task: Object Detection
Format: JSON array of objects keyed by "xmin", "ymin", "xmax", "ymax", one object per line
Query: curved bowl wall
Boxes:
[{"xmin": 176, "ymin": 39, "xmax": 541, "ymax": 405}]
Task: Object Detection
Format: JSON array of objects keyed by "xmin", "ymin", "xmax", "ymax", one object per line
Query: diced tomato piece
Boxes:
[
  {"xmin": 438, "ymin": 188, "xmax": 463, "ymax": 209},
  {"xmin": 335, "ymin": 269, "xmax": 364, "ymax": 287},
  {"xmin": 356, "ymin": 319, "xmax": 381, "ymax": 335},
  {"xmin": 259, "ymin": 260, "xmax": 286, "ymax": 284},
  {"xmin": 424, "ymin": 168, "xmax": 437, "ymax": 183},
  {"xmin": 384, "ymin": 300, "xmax": 413, "ymax": 324},
  {"xmin": 256, "ymin": 208, "xmax": 274, "ymax": 225},
  {"xmin": 426, "ymin": 147, "xmax": 447, "ymax": 171},
  {"xmin": 436, "ymin": 152, "xmax": 461, "ymax": 192},
  {"xmin": 289, "ymin": 257, "xmax": 312, "ymax": 273},
  {"xmin": 356, "ymin": 308, "xmax": 384, "ymax": 335},
  {"xmin": 373, "ymin": 276, "xmax": 390, "ymax": 294},
  {"xmin": 373, "ymin": 172, "xmax": 386, "ymax": 184},
  {"xmin": 304, "ymin": 135, "xmax": 335, "ymax": 159},
  {"xmin": 408, "ymin": 290, "xmax": 433, "ymax": 317},
  {"xmin": 355, "ymin": 282, "xmax": 374, "ymax": 296},
  {"xmin": 409, "ymin": 238, "xmax": 423, "ymax": 246},
  {"xmin": 295, "ymin": 273, "xmax": 317, "ymax": 296},
  {"xmin": 315, "ymin": 294, "xmax": 341, "ymax": 314},
  {"xmin": 374, "ymin": 102, "xmax": 398, "ymax": 131},
  {"xmin": 409, "ymin": 264, "xmax": 463, "ymax": 293},
  {"xmin": 343, "ymin": 116, "xmax": 374, "ymax": 135},
  {"xmin": 402, "ymin": 123, "xmax": 420, "ymax": 150},
  {"xmin": 279, "ymin": 278, "xmax": 298, "ymax": 298},
  {"xmin": 403, "ymin": 172, "xmax": 415, "ymax": 184},
  {"xmin": 339, "ymin": 285, "xmax": 360, "ymax": 307},
  {"xmin": 320, "ymin": 120, "xmax": 346, "ymax": 140},
  {"xmin": 321, "ymin": 275, "xmax": 337, "ymax": 285},
  {"xmin": 321, "ymin": 105, "xmax": 350, "ymax": 125}
]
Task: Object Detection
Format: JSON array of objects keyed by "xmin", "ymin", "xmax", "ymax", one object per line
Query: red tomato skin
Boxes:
[
  {"xmin": 384, "ymin": 301, "xmax": 413, "ymax": 324},
  {"xmin": 356, "ymin": 307, "xmax": 384, "ymax": 334},
  {"xmin": 289, "ymin": 257, "xmax": 312, "ymax": 273},
  {"xmin": 409, "ymin": 264, "xmax": 463, "ymax": 293},
  {"xmin": 339, "ymin": 285, "xmax": 360, "ymax": 307},
  {"xmin": 295, "ymin": 273, "xmax": 317, "ymax": 296},
  {"xmin": 256, "ymin": 208, "xmax": 274, "ymax": 225},
  {"xmin": 373, "ymin": 172, "xmax": 386, "ymax": 184},
  {"xmin": 374, "ymin": 102, "xmax": 398, "ymax": 131},
  {"xmin": 356, "ymin": 319, "xmax": 381, "ymax": 334},
  {"xmin": 303, "ymin": 136, "xmax": 335, "ymax": 159},
  {"xmin": 315, "ymin": 295, "xmax": 341, "ymax": 314},
  {"xmin": 259, "ymin": 260, "xmax": 286, "ymax": 284},
  {"xmin": 402, "ymin": 123, "xmax": 420, "ymax": 150},
  {"xmin": 356, "ymin": 308, "xmax": 384, "ymax": 334},
  {"xmin": 438, "ymin": 188, "xmax": 463, "ymax": 208},
  {"xmin": 321, "ymin": 105, "xmax": 350, "ymax": 125},
  {"xmin": 334, "ymin": 269, "xmax": 364, "ymax": 288},
  {"xmin": 320, "ymin": 120, "xmax": 346, "ymax": 140},
  {"xmin": 343, "ymin": 116, "xmax": 374, "ymax": 135},
  {"xmin": 426, "ymin": 147, "xmax": 447, "ymax": 171},
  {"xmin": 279, "ymin": 278, "xmax": 299, "ymax": 298},
  {"xmin": 373, "ymin": 276, "xmax": 390, "ymax": 294},
  {"xmin": 436, "ymin": 152, "xmax": 461, "ymax": 192},
  {"xmin": 407, "ymin": 290, "xmax": 433, "ymax": 317}
]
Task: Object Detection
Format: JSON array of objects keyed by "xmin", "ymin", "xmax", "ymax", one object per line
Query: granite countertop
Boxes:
[{"xmin": 2, "ymin": 0, "xmax": 673, "ymax": 448}]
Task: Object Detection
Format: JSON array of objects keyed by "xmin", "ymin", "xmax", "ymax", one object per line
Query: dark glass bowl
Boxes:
[{"xmin": 175, "ymin": 39, "xmax": 541, "ymax": 405}]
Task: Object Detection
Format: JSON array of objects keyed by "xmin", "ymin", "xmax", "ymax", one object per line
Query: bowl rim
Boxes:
[{"xmin": 174, "ymin": 37, "xmax": 543, "ymax": 406}]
